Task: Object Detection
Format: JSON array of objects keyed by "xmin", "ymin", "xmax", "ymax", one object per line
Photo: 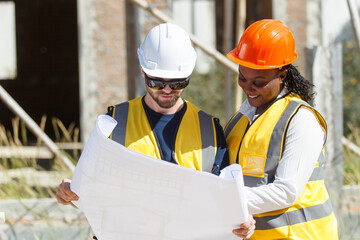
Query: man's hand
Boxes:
[
  {"xmin": 232, "ymin": 215, "xmax": 256, "ymax": 239},
  {"xmin": 56, "ymin": 178, "xmax": 79, "ymax": 207}
]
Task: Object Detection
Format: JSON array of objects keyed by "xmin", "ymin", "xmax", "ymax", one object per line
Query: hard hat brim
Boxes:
[
  {"xmin": 226, "ymin": 51, "xmax": 298, "ymax": 70},
  {"xmin": 138, "ymin": 47, "xmax": 196, "ymax": 79},
  {"xmin": 140, "ymin": 65, "xmax": 194, "ymax": 79}
]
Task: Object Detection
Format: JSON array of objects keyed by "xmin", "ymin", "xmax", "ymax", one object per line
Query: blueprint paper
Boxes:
[{"xmin": 70, "ymin": 115, "xmax": 248, "ymax": 240}]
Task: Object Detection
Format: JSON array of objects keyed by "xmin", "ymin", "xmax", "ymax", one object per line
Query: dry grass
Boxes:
[
  {"xmin": 0, "ymin": 116, "xmax": 78, "ymax": 199},
  {"xmin": 343, "ymin": 123, "xmax": 360, "ymax": 185}
]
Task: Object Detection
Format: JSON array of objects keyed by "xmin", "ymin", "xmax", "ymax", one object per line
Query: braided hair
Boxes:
[{"xmin": 279, "ymin": 64, "xmax": 315, "ymax": 103}]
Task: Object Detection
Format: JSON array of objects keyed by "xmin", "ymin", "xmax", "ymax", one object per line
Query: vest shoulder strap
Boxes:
[
  {"xmin": 225, "ymin": 111, "xmax": 243, "ymax": 138},
  {"xmin": 108, "ymin": 101, "xmax": 130, "ymax": 145}
]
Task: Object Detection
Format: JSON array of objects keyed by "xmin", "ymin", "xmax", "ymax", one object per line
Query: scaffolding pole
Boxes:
[{"xmin": 346, "ymin": 0, "xmax": 360, "ymax": 55}]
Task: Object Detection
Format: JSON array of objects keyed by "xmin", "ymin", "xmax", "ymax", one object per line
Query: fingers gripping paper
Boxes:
[{"xmin": 70, "ymin": 115, "xmax": 248, "ymax": 240}]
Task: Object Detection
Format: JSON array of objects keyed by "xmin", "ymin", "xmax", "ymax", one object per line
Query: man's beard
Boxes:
[{"xmin": 148, "ymin": 90, "xmax": 181, "ymax": 109}]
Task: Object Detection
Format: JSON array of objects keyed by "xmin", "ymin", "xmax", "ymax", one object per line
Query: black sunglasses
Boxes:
[{"xmin": 144, "ymin": 73, "xmax": 190, "ymax": 90}]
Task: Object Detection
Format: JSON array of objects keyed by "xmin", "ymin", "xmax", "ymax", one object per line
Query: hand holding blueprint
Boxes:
[{"xmin": 70, "ymin": 115, "xmax": 248, "ymax": 240}]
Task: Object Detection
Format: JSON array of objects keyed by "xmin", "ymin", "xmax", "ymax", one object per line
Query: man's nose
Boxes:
[{"xmin": 162, "ymin": 84, "xmax": 172, "ymax": 92}]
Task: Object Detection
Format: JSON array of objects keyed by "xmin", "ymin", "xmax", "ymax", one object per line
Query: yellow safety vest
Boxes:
[
  {"xmin": 225, "ymin": 93, "xmax": 338, "ymax": 239},
  {"xmin": 108, "ymin": 96, "xmax": 218, "ymax": 172}
]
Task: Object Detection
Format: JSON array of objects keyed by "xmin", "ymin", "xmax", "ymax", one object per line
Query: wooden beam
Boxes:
[
  {"xmin": 0, "ymin": 143, "xmax": 84, "ymax": 159},
  {"xmin": 0, "ymin": 168, "xmax": 71, "ymax": 187},
  {"xmin": 342, "ymin": 136, "xmax": 360, "ymax": 156}
]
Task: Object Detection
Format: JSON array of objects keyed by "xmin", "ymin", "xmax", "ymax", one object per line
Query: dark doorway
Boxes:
[
  {"xmin": 215, "ymin": 0, "xmax": 273, "ymax": 53},
  {"xmin": 0, "ymin": 0, "xmax": 79, "ymax": 142}
]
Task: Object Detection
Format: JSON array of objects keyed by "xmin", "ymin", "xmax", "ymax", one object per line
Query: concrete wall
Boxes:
[
  {"xmin": 171, "ymin": 0, "xmax": 216, "ymax": 74},
  {"xmin": 0, "ymin": 2, "xmax": 16, "ymax": 79},
  {"xmin": 272, "ymin": 0, "xmax": 307, "ymax": 73},
  {"xmin": 78, "ymin": 0, "xmax": 129, "ymax": 141}
]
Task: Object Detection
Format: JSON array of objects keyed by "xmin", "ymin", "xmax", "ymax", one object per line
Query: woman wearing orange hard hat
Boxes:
[{"xmin": 223, "ymin": 19, "xmax": 338, "ymax": 239}]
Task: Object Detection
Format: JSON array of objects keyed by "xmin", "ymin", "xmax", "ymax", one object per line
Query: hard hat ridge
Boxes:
[{"xmin": 138, "ymin": 22, "xmax": 197, "ymax": 79}]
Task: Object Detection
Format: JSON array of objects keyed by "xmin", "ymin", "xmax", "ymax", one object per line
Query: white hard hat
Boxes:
[{"xmin": 137, "ymin": 23, "xmax": 197, "ymax": 79}]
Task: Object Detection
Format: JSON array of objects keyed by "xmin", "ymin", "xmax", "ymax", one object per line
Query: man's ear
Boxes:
[{"xmin": 139, "ymin": 65, "xmax": 145, "ymax": 78}]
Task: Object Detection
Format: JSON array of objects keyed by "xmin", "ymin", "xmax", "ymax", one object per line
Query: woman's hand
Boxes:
[{"xmin": 232, "ymin": 215, "xmax": 256, "ymax": 239}]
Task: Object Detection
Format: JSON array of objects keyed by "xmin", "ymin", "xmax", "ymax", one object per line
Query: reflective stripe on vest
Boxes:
[
  {"xmin": 254, "ymin": 198, "xmax": 333, "ymax": 230},
  {"xmin": 224, "ymin": 111, "xmax": 243, "ymax": 137},
  {"xmin": 198, "ymin": 110, "xmax": 216, "ymax": 172},
  {"xmin": 110, "ymin": 102, "xmax": 129, "ymax": 145},
  {"xmin": 109, "ymin": 97, "xmax": 216, "ymax": 172},
  {"xmin": 260, "ymin": 100, "xmax": 301, "ymax": 185}
]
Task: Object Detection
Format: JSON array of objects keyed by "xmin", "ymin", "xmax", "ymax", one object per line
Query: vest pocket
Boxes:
[{"xmin": 241, "ymin": 153, "xmax": 266, "ymax": 177}]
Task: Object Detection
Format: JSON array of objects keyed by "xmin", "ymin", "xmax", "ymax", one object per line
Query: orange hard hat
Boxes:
[{"xmin": 227, "ymin": 19, "xmax": 298, "ymax": 69}]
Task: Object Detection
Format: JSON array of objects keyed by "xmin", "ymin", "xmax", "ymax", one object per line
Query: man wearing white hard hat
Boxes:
[
  {"xmin": 107, "ymin": 22, "xmax": 223, "ymax": 175},
  {"xmin": 56, "ymin": 23, "xmax": 255, "ymax": 239}
]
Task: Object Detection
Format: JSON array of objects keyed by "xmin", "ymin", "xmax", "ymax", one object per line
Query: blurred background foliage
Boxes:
[
  {"xmin": 343, "ymin": 39, "xmax": 360, "ymax": 137},
  {"xmin": 183, "ymin": 65, "xmax": 236, "ymax": 126}
]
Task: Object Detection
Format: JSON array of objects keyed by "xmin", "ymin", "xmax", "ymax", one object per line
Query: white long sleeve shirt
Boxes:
[{"xmin": 240, "ymin": 90, "xmax": 326, "ymax": 215}]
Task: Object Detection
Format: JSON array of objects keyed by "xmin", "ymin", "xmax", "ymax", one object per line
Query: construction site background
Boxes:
[{"xmin": 0, "ymin": 0, "xmax": 359, "ymax": 239}]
